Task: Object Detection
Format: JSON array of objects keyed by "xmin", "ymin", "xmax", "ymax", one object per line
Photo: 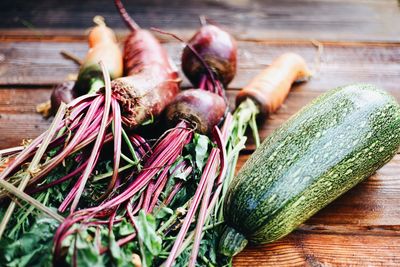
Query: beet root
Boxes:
[
  {"xmin": 110, "ymin": 66, "xmax": 180, "ymax": 129},
  {"xmin": 165, "ymin": 89, "xmax": 227, "ymax": 134},
  {"xmin": 181, "ymin": 25, "xmax": 237, "ymax": 87},
  {"xmin": 50, "ymin": 81, "xmax": 77, "ymax": 114}
]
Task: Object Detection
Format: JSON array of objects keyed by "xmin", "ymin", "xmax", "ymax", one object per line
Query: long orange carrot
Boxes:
[{"xmin": 236, "ymin": 52, "xmax": 312, "ymax": 116}]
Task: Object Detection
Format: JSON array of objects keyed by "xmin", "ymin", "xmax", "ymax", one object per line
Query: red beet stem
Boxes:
[
  {"xmin": 27, "ymin": 159, "xmax": 89, "ymax": 195},
  {"xmin": 69, "ymin": 62, "xmax": 113, "ymax": 212},
  {"xmin": 163, "ymin": 181, "xmax": 183, "ymax": 207},
  {"xmin": 188, "ymin": 157, "xmax": 216, "ymax": 267},
  {"xmin": 213, "ymin": 126, "xmax": 227, "ymax": 184},
  {"xmin": 145, "ymin": 156, "xmax": 177, "ymax": 213},
  {"xmin": 33, "ymin": 95, "xmax": 105, "ymax": 182},
  {"xmin": 99, "ymin": 123, "xmax": 192, "ymax": 210},
  {"xmin": 98, "ymin": 98, "xmax": 122, "ymax": 200},
  {"xmin": 163, "ymin": 147, "xmax": 220, "ymax": 267},
  {"xmin": 199, "ymin": 75, "xmax": 224, "ymax": 96},
  {"xmin": 114, "ymin": 0, "xmax": 140, "ymax": 32}
]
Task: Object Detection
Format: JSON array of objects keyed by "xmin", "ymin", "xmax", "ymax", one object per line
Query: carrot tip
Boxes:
[{"xmin": 93, "ymin": 16, "xmax": 106, "ymax": 27}]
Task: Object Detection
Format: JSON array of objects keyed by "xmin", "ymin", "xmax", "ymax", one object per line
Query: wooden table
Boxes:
[{"xmin": 1, "ymin": 0, "xmax": 400, "ymax": 266}]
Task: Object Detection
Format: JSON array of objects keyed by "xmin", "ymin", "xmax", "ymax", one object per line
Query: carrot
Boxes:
[
  {"xmin": 236, "ymin": 52, "xmax": 312, "ymax": 116},
  {"xmin": 74, "ymin": 16, "xmax": 123, "ymax": 95}
]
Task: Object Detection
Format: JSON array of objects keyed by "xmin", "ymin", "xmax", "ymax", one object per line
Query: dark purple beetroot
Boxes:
[
  {"xmin": 181, "ymin": 25, "xmax": 237, "ymax": 88},
  {"xmin": 165, "ymin": 89, "xmax": 226, "ymax": 134},
  {"xmin": 50, "ymin": 81, "xmax": 77, "ymax": 114}
]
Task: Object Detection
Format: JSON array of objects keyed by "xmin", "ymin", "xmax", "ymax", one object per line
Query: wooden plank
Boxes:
[
  {"xmin": 1, "ymin": 0, "xmax": 400, "ymax": 42},
  {"xmin": 233, "ymin": 232, "xmax": 400, "ymax": 266},
  {"xmin": 1, "ymin": 41, "xmax": 400, "ymax": 91},
  {"xmin": 0, "ymin": 88, "xmax": 51, "ymax": 147}
]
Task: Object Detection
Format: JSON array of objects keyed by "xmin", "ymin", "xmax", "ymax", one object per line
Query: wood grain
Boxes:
[
  {"xmin": 234, "ymin": 232, "xmax": 400, "ymax": 266},
  {"xmin": 1, "ymin": 0, "xmax": 400, "ymax": 42},
  {"xmin": 1, "ymin": 41, "xmax": 400, "ymax": 92}
]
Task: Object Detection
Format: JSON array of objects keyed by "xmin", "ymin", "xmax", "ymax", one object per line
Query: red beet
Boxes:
[
  {"xmin": 182, "ymin": 24, "xmax": 237, "ymax": 88},
  {"xmin": 50, "ymin": 81, "xmax": 76, "ymax": 114},
  {"xmin": 113, "ymin": 0, "xmax": 181, "ymax": 128},
  {"xmin": 165, "ymin": 89, "xmax": 227, "ymax": 134}
]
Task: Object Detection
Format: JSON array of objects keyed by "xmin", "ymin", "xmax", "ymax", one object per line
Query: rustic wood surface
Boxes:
[{"xmin": 1, "ymin": 0, "xmax": 400, "ymax": 266}]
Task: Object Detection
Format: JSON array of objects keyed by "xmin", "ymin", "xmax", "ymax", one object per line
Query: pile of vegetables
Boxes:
[{"xmin": 1, "ymin": 0, "xmax": 398, "ymax": 266}]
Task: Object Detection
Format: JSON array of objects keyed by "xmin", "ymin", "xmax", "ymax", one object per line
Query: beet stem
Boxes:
[
  {"xmin": 28, "ymin": 159, "xmax": 89, "ymax": 195},
  {"xmin": 188, "ymin": 166, "xmax": 216, "ymax": 267},
  {"xmin": 163, "ymin": 148, "xmax": 220, "ymax": 267},
  {"xmin": 0, "ymin": 146, "xmax": 24, "ymax": 157},
  {"xmin": 32, "ymin": 96, "xmax": 104, "ymax": 182},
  {"xmin": 92, "ymin": 163, "xmax": 133, "ymax": 182},
  {"xmin": 98, "ymin": 99, "xmax": 122, "ymax": 200},
  {"xmin": 0, "ymin": 179, "xmax": 64, "ymax": 223},
  {"xmin": 0, "ymin": 132, "xmax": 46, "ymax": 181},
  {"xmin": 213, "ymin": 126, "xmax": 227, "ymax": 185},
  {"xmin": 146, "ymin": 156, "xmax": 177, "ymax": 213},
  {"xmin": 95, "ymin": 123, "xmax": 192, "ymax": 211},
  {"xmin": 121, "ymin": 127, "xmax": 140, "ymax": 164},
  {"xmin": 69, "ymin": 62, "xmax": 113, "ymax": 212},
  {"xmin": 0, "ymin": 103, "xmax": 66, "ymax": 238},
  {"xmin": 114, "ymin": 0, "xmax": 140, "ymax": 31}
]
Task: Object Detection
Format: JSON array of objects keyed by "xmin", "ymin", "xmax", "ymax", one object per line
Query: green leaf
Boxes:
[
  {"xmin": 193, "ymin": 134, "xmax": 210, "ymax": 170},
  {"xmin": 68, "ymin": 230, "xmax": 104, "ymax": 267},
  {"xmin": 155, "ymin": 206, "xmax": 173, "ymax": 220},
  {"xmin": 118, "ymin": 219, "xmax": 135, "ymax": 236},
  {"xmin": 134, "ymin": 210, "xmax": 162, "ymax": 267},
  {"xmin": 0, "ymin": 217, "xmax": 59, "ymax": 267}
]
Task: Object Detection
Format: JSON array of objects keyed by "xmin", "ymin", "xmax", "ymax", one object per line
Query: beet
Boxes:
[
  {"xmin": 181, "ymin": 25, "xmax": 237, "ymax": 88},
  {"xmin": 165, "ymin": 89, "xmax": 226, "ymax": 134},
  {"xmin": 50, "ymin": 81, "xmax": 77, "ymax": 114}
]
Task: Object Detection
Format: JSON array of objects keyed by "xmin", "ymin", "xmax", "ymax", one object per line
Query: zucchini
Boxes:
[{"xmin": 219, "ymin": 84, "xmax": 400, "ymax": 257}]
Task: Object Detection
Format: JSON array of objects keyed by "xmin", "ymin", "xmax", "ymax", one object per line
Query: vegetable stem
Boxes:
[
  {"xmin": 0, "ymin": 179, "xmax": 64, "ymax": 223},
  {"xmin": 93, "ymin": 164, "xmax": 134, "ymax": 181},
  {"xmin": 163, "ymin": 148, "xmax": 220, "ymax": 267},
  {"xmin": 0, "ymin": 103, "xmax": 66, "ymax": 237},
  {"xmin": 69, "ymin": 61, "xmax": 113, "ymax": 212}
]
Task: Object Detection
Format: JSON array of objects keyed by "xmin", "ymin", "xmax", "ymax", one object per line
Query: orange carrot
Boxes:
[
  {"xmin": 74, "ymin": 16, "xmax": 123, "ymax": 95},
  {"xmin": 236, "ymin": 52, "xmax": 312, "ymax": 116}
]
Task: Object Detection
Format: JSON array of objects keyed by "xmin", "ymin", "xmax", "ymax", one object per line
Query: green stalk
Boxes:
[
  {"xmin": 121, "ymin": 127, "xmax": 140, "ymax": 165},
  {"xmin": 8, "ymin": 191, "xmax": 48, "ymax": 237},
  {"xmin": 157, "ymin": 201, "xmax": 190, "ymax": 234},
  {"xmin": 93, "ymin": 164, "xmax": 134, "ymax": 181},
  {"xmin": 0, "ymin": 103, "xmax": 66, "ymax": 237},
  {"xmin": 88, "ymin": 79, "xmax": 105, "ymax": 94},
  {"xmin": 121, "ymin": 153, "xmax": 137, "ymax": 165},
  {"xmin": 0, "ymin": 179, "xmax": 64, "ymax": 223}
]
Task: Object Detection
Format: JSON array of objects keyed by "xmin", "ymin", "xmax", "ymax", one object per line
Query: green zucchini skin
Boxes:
[{"xmin": 221, "ymin": 84, "xmax": 400, "ymax": 255}]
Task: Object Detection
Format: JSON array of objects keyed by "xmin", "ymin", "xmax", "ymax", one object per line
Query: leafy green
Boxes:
[
  {"xmin": 61, "ymin": 218, "xmax": 140, "ymax": 267},
  {"xmin": 193, "ymin": 134, "xmax": 210, "ymax": 170},
  {"xmin": 65, "ymin": 229, "xmax": 104, "ymax": 267},
  {"xmin": 0, "ymin": 217, "xmax": 59, "ymax": 267},
  {"xmin": 134, "ymin": 210, "xmax": 162, "ymax": 267}
]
